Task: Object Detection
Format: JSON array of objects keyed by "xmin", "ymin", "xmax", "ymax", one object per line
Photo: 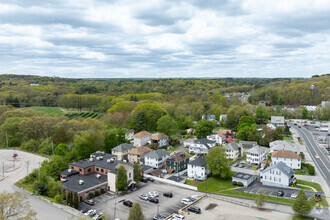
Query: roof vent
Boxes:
[
  {"xmin": 89, "ymin": 158, "xmax": 94, "ymax": 162},
  {"xmin": 90, "ymin": 154, "xmax": 96, "ymax": 158},
  {"xmin": 68, "ymin": 169, "xmax": 72, "ymax": 173},
  {"xmin": 96, "ymin": 157, "xmax": 100, "ymax": 160},
  {"xmin": 107, "ymin": 159, "xmax": 111, "ymax": 163},
  {"xmin": 96, "ymin": 174, "xmax": 101, "ymax": 178},
  {"xmin": 78, "ymin": 180, "xmax": 84, "ymax": 185},
  {"xmin": 99, "ymin": 156, "xmax": 103, "ymax": 160}
]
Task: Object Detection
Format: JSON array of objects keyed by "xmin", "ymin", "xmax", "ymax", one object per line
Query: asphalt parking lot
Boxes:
[
  {"xmin": 236, "ymin": 181, "xmax": 324, "ymax": 200},
  {"xmin": 80, "ymin": 181, "xmax": 203, "ymax": 220}
]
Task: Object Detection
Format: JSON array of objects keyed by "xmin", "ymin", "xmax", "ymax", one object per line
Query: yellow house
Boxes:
[
  {"xmin": 112, "ymin": 143, "xmax": 135, "ymax": 160},
  {"xmin": 127, "ymin": 146, "xmax": 152, "ymax": 163}
]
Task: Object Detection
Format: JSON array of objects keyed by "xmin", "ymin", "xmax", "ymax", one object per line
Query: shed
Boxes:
[{"xmin": 232, "ymin": 172, "xmax": 255, "ymax": 187}]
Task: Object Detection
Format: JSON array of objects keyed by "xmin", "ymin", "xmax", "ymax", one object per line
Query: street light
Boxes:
[
  {"xmin": 157, "ymin": 204, "xmax": 160, "ymax": 216},
  {"xmin": 311, "ymin": 85, "xmax": 315, "ymax": 104}
]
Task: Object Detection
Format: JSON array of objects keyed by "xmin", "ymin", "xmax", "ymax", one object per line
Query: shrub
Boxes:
[
  {"xmin": 100, "ymin": 188, "xmax": 105, "ymax": 194},
  {"xmin": 88, "ymin": 191, "xmax": 94, "ymax": 198},
  {"xmin": 232, "ymin": 181, "xmax": 237, "ymax": 185},
  {"xmin": 33, "ymin": 181, "xmax": 48, "ymax": 195},
  {"xmin": 308, "ymin": 165, "xmax": 315, "ymax": 175},
  {"xmin": 237, "ymin": 182, "xmax": 244, "ymax": 187},
  {"xmin": 54, "ymin": 193, "xmax": 62, "ymax": 204},
  {"xmin": 95, "ymin": 190, "xmax": 100, "ymax": 197}
]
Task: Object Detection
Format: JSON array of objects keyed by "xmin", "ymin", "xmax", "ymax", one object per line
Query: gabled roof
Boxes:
[
  {"xmin": 125, "ymin": 129, "xmax": 135, "ymax": 134},
  {"xmin": 224, "ymin": 142, "xmax": 241, "ymax": 151},
  {"xmin": 261, "ymin": 158, "xmax": 272, "ymax": 164},
  {"xmin": 193, "ymin": 138, "xmax": 216, "ymax": 149},
  {"xmin": 127, "ymin": 146, "xmax": 152, "ymax": 155},
  {"xmin": 112, "ymin": 143, "xmax": 135, "ymax": 152},
  {"xmin": 262, "ymin": 161, "xmax": 294, "ymax": 177},
  {"xmin": 145, "ymin": 149, "xmax": 170, "ymax": 160},
  {"xmin": 272, "ymin": 150, "xmax": 301, "ymax": 159},
  {"xmin": 151, "ymin": 133, "xmax": 168, "ymax": 141},
  {"xmin": 271, "ymin": 116, "xmax": 284, "ymax": 123},
  {"xmin": 167, "ymin": 153, "xmax": 189, "ymax": 163},
  {"xmin": 246, "ymin": 145, "xmax": 268, "ymax": 155},
  {"xmin": 134, "ymin": 131, "xmax": 152, "ymax": 138},
  {"xmin": 188, "ymin": 156, "xmax": 206, "ymax": 168},
  {"xmin": 269, "ymin": 140, "xmax": 297, "ymax": 152}
]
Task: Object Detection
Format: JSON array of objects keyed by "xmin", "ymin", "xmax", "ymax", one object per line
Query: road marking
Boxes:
[{"xmin": 300, "ymin": 128, "xmax": 330, "ymax": 174}]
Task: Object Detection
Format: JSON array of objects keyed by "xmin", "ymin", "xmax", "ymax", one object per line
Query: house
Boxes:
[
  {"xmin": 219, "ymin": 114, "xmax": 227, "ymax": 122},
  {"xmin": 224, "ymin": 142, "xmax": 242, "ymax": 160},
  {"xmin": 321, "ymin": 101, "xmax": 330, "ymax": 108},
  {"xmin": 127, "ymin": 146, "xmax": 152, "ymax": 163},
  {"xmin": 144, "ymin": 149, "xmax": 170, "ymax": 169},
  {"xmin": 207, "ymin": 133, "xmax": 223, "ymax": 144},
  {"xmin": 246, "ymin": 145, "xmax": 268, "ymax": 165},
  {"xmin": 271, "ymin": 150, "xmax": 302, "ymax": 169},
  {"xmin": 111, "ymin": 143, "xmax": 135, "ymax": 160},
  {"xmin": 151, "ymin": 133, "xmax": 169, "ymax": 148},
  {"xmin": 149, "ymin": 169, "xmax": 164, "ymax": 178},
  {"xmin": 260, "ymin": 162, "xmax": 296, "ymax": 188},
  {"xmin": 258, "ymin": 100, "xmax": 271, "ymax": 106},
  {"xmin": 271, "ymin": 116, "xmax": 285, "ymax": 127},
  {"xmin": 239, "ymin": 141, "xmax": 258, "ymax": 152},
  {"xmin": 165, "ymin": 153, "xmax": 190, "ymax": 173},
  {"xmin": 108, "ymin": 163, "xmax": 134, "ymax": 193},
  {"xmin": 183, "ymin": 138, "xmax": 195, "ymax": 147},
  {"xmin": 60, "ymin": 152, "xmax": 134, "ymax": 201},
  {"xmin": 232, "ymin": 173, "xmax": 255, "ymax": 187},
  {"xmin": 202, "ymin": 115, "xmax": 216, "ymax": 121},
  {"xmin": 125, "ymin": 129, "xmax": 135, "ymax": 140},
  {"xmin": 261, "ymin": 158, "xmax": 272, "ymax": 170},
  {"xmin": 188, "ymin": 138, "xmax": 216, "ymax": 154},
  {"xmin": 269, "ymin": 140, "xmax": 298, "ymax": 153},
  {"xmin": 133, "ymin": 131, "xmax": 152, "ymax": 147},
  {"xmin": 187, "ymin": 156, "xmax": 209, "ymax": 179}
]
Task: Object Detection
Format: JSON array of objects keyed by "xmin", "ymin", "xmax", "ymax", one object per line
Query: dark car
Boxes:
[
  {"xmin": 187, "ymin": 206, "xmax": 201, "ymax": 214},
  {"xmin": 277, "ymin": 191, "xmax": 284, "ymax": 197},
  {"xmin": 189, "ymin": 197, "xmax": 197, "ymax": 202},
  {"xmin": 84, "ymin": 199, "xmax": 95, "ymax": 206},
  {"xmin": 140, "ymin": 177, "xmax": 148, "ymax": 183},
  {"xmin": 148, "ymin": 197, "xmax": 159, "ymax": 204},
  {"xmin": 153, "ymin": 214, "xmax": 165, "ymax": 220},
  {"xmin": 80, "ymin": 208, "xmax": 89, "ymax": 213},
  {"xmin": 298, "ymin": 125, "xmax": 301, "ymax": 128},
  {"xmin": 147, "ymin": 177, "xmax": 155, "ymax": 182},
  {"xmin": 163, "ymin": 192, "xmax": 173, "ymax": 198},
  {"xmin": 123, "ymin": 200, "xmax": 133, "ymax": 207}
]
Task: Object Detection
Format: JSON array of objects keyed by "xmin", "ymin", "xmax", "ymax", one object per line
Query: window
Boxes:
[
  {"xmin": 79, "ymin": 168, "xmax": 82, "ymax": 172},
  {"xmin": 274, "ymin": 177, "xmax": 276, "ymax": 181},
  {"xmin": 71, "ymin": 166, "xmax": 74, "ymax": 169},
  {"xmin": 270, "ymin": 176, "xmax": 272, "ymax": 181},
  {"xmin": 88, "ymin": 168, "xmax": 91, "ymax": 172},
  {"xmin": 101, "ymin": 169, "xmax": 104, "ymax": 173},
  {"xmin": 129, "ymin": 173, "xmax": 131, "ymax": 178},
  {"xmin": 279, "ymin": 178, "xmax": 281, "ymax": 182},
  {"xmin": 96, "ymin": 168, "xmax": 99, "ymax": 171},
  {"xmin": 265, "ymin": 175, "xmax": 267, "ymax": 180}
]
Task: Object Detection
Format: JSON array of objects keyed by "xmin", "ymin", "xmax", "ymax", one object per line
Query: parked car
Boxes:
[
  {"xmin": 190, "ymin": 195, "xmax": 200, "ymax": 199},
  {"xmin": 163, "ymin": 192, "xmax": 173, "ymax": 198},
  {"xmin": 171, "ymin": 214, "xmax": 185, "ymax": 220},
  {"xmin": 277, "ymin": 191, "xmax": 284, "ymax": 197},
  {"xmin": 80, "ymin": 208, "xmax": 89, "ymax": 213},
  {"xmin": 290, "ymin": 193, "xmax": 297, "ymax": 199},
  {"xmin": 84, "ymin": 209, "xmax": 96, "ymax": 216},
  {"xmin": 153, "ymin": 214, "xmax": 165, "ymax": 220},
  {"xmin": 84, "ymin": 199, "xmax": 95, "ymax": 206},
  {"xmin": 187, "ymin": 206, "xmax": 201, "ymax": 214},
  {"xmin": 197, "ymin": 176, "xmax": 206, "ymax": 181},
  {"xmin": 147, "ymin": 177, "xmax": 155, "ymax": 182},
  {"xmin": 238, "ymin": 164, "xmax": 244, "ymax": 168},
  {"xmin": 233, "ymin": 163, "xmax": 239, "ymax": 167},
  {"xmin": 189, "ymin": 197, "xmax": 197, "ymax": 202},
  {"xmin": 93, "ymin": 213, "xmax": 103, "ymax": 220},
  {"xmin": 181, "ymin": 198, "xmax": 192, "ymax": 205},
  {"xmin": 140, "ymin": 177, "xmax": 148, "ymax": 183},
  {"xmin": 139, "ymin": 194, "xmax": 149, "ymax": 200},
  {"xmin": 123, "ymin": 200, "xmax": 133, "ymax": 207},
  {"xmin": 148, "ymin": 191, "xmax": 159, "ymax": 197},
  {"xmin": 148, "ymin": 197, "xmax": 159, "ymax": 204}
]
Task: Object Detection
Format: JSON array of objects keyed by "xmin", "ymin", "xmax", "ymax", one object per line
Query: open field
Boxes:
[{"xmin": 22, "ymin": 106, "xmax": 64, "ymax": 115}]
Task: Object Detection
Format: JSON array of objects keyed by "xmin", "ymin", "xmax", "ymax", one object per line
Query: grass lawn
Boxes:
[
  {"xmin": 167, "ymin": 146, "xmax": 178, "ymax": 153},
  {"xmin": 292, "ymin": 216, "xmax": 313, "ymax": 220},
  {"xmin": 309, "ymin": 196, "xmax": 329, "ymax": 208},
  {"xmin": 197, "ymin": 176, "xmax": 236, "ymax": 192},
  {"xmin": 293, "ymin": 164, "xmax": 313, "ymax": 176},
  {"xmin": 251, "ymin": 165, "xmax": 259, "ymax": 170},
  {"xmin": 295, "ymin": 185, "xmax": 314, "ymax": 191},
  {"xmin": 283, "ymin": 136, "xmax": 293, "ymax": 142},
  {"xmin": 23, "ymin": 106, "xmax": 64, "ymax": 115},
  {"xmin": 229, "ymin": 156, "xmax": 246, "ymax": 165},
  {"xmin": 297, "ymin": 180, "xmax": 323, "ymax": 192},
  {"xmin": 185, "ymin": 179, "xmax": 201, "ymax": 187}
]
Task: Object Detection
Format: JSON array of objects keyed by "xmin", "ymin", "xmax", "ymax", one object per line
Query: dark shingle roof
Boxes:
[
  {"xmin": 188, "ymin": 156, "xmax": 206, "ymax": 168},
  {"xmin": 193, "ymin": 138, "xmax": 216, "ymax": 149},
  {"xmin": 144, "ymin": 149, "xmax": 170, "ymax": 160},
  {"xmin": 112, "ymin": 143, "xmax": 135, "ymax": 152},
  {"xmin": 62, "ymin": 173, "xmax": 108, "ymax": 193},
  {"xmin": 60, "ymin": 169, "xmax": 79, "ymax": 176},
  {"xmin": 167, "ymin": 175, "xmax": 185, "ymax": 182},
  {"xmin": 233, "ymin": 172, "xmax": 254, "ymax": 180},
  {"xmin": 262, "ymin": 161, "xmax": 294, "ymax": 177}
]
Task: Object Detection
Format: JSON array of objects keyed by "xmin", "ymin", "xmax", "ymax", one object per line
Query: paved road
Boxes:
[{"xmin": 291, "ymin": 125, "xmax": 330, "ymax": 188}]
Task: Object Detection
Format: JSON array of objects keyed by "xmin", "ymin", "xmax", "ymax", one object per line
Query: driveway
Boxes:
[{"xmin": 80, "ymin": 181, "xmax": 203, "ymax": 220}]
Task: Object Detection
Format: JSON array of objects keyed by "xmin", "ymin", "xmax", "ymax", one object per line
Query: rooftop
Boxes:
[
  {"xmin": 272, "ymin": 150, "xmax": 301, "ymax": 159},
  {"xmin": 125, "ymin": 129, "xmax": 135, "ymax": 134},
  {"xmin": 262, "ymin": 161, "xmax": 294, "ymax": 177},
  {"xmin": 151, "ymin": 133, "xmax": 169, "ymax": 141},
  {"xmin": 134, "ymin": 131, "xmax": 152, "ymax": 138},
  {"xmin": 112, "ymin": 143, "xmax": 135, "ymax": 152},
  {"xmin": 188, "ymin": 156, "xmax": 207, "ymax": 168},
  {"xmin": 193, "ymin": 138, "xmax": 216, "ymax": 149},
  {"xmin": 127, "ymin": 146, "xmax": 152, "ymax": 155},
  {"xmin": 261, "ymin": 158, "xmax": 272, "ymax": 164},
  {"xmin": 167, "ymin": 153, "xmax": 189, "ymax": 163},
  {"xmin": 167, "ymin": 175, "xmax": 185, "ymax": 183},
  {"xmin": 145, "ymin": 149, "xmax": 170, "ymax": 160},
  {"xmin": 62, "ymin": 173, "xmax": 108, "ymax": 193},
  {"xmin": 246, "ymin": 145, "xmax": 268, "ymax": 155},
  {"xmin": 225, "ymin": 142, "xmax": 241, "ymax": 151},
  {"xmin": 269, "ymin": 140, "xmax": 297, "ymax": 152},
  {"xmin": 233, "ymin": 172, "xmax": 254, "ymax": 180}
]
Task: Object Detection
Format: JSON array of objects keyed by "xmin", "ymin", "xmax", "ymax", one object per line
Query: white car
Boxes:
[
  {"xmin": 148, "ymin": 191, "xmax": 159, "ymax": 197},
  {"xmin": 84, "ymin": 209, "xmax": 96, "ymax": 216},
  {"xmin": 315, "ymin": 155, "xmax": 320, "ymax": 159},
  {"xmin": 291, "ymin": 193, "xmax": 297, "ymax": 199},
  {"xmin": 181, "ymin": 198, "xmax": 192, "ymax": 205},
  {"xmin": 190, "ymin": 195, "xmax": 200, "ymax": 199},
  {"xmin": 171, "ymin": 214, "xmax": 185, "ymax": 220},
  {"xmin": 93, "ymin": 213, "xmax": 103, "ymax": 220},
  {"xmin": 139, "ymin": 194, "xmax": 149, "ymax": 200}
]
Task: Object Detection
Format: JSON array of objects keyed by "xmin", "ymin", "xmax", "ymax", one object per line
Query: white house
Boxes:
[
  {"xmin": 260, "ymin": 162, "xmax": 296, "ymax": 188},
  {"xmin": 224, "ymin": 142, "xmax": 242, "ymax": 160},
  {"xmin": 187, "ymin": 156, "xmax": 209, "ymax": 179},
  {"xmin": 125, "ymin": 129, "xmax": 135, "ymax": 140},
  {"xmin": 246, "ymin": 145, "xmax": 268, "ymax": 165},
  {"xmin": 271, "ymin": 116, "xmax": 285, "ymax": 127},
  {"xmin": 207, "ymin": 133, "xmax": 224, "ymax": 144},
  {"xmin": 151, "ymin": 133, "xmax": 169, "ymax": 148},
  {"xmin": 107, "ymin": 163, "xmax": 134, "ymax": 192},
  {"xmin": 219, "ymin": 114, "xmax": 227, "ymax": 122},
  {"xmin": 144, "ymin": 149, "xmax": 170, "ymax": 169},
  {"xmin": 133, "ymin": 131, "xmax": 152, "ymax": 147},
  {"xmin": 271, "ymin": 150, "xmax": 302, "ymax": 169},
  {"xmin": 188, "ymin": 138, "xmax": 216, "ymax": 154},
  {"xmin": 202, "ymin": 115, "xmax": 216, "ymax": 121},
  {"xmin": 269, "ymin": 140, "xmax": 298, "ymax": 154},
  {"xmin": 232, "ymin": 173, "xmax": 255, "ymax": 187}
]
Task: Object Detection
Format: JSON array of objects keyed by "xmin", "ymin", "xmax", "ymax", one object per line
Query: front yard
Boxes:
[
  {"xmin": 293, "ymin": 163, "xmax": 314, "ymax": 176},
  {"xmin": 197, "ymin": 176, "xmax": 237, "ymax": 192},
  {"xmin": 296, "ymin": 179, "xmax": 323, "ymax": 192}
]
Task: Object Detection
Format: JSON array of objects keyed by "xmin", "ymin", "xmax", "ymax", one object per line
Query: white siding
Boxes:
[{"xmin": 272, "ymin": 157, "xmax": 301, "ymax": 169}]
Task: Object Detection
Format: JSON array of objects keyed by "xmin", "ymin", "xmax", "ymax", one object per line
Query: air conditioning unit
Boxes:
[
  {"xmin": 90, "ymin": 155, "xmax": 96, "ymax": 158},
  {"xmin": 99, "ymin": 156, "xmax": 103, "ymax": 160},
  {"xmin": 96, "ymin": 157, "xmax": 100, "ymax": 160},
  {"xmin": 107, "ymin": 159, "xmax": 111, "ymax": 163},
  {"xmin": 68, "ymin": 169, "xmax": 72, "ymax": 173},
  {"xmin": 89, "ymin": 158, "xmax": 94, "ymax": 162},
  {"xmin": 78, "ymin": 180, "xmax": 84, "ymax": 185},
  {"xmin": 110, "ymin": 158, "xmax": 116, "ymax": 163},
  {"xmin": 96, "ymin": 174, "xmax": 101, "ymax": 178}
]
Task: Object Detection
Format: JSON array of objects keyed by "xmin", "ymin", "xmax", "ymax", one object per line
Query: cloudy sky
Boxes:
[{"xmin": 0, "ymin": 0, "xmax": 329, "ymax": 78}]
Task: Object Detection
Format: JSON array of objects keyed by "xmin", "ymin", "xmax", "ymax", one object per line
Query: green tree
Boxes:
[
  {"xmin": 33, "ymin": 181, "xmax": 48, "ymax": 195},
  {"xmin": 195, "ymin": 119, "xmax": 215, "ymax": 138},
  {"xmin": 176, "ymin": 115, "xmax": 194, "ymax": 130},
  {"xmin": 157, "ymin": 115, "xmax": 178, "ymax": 136},
  {"xmin": 127, "ymin": 203, "xmax": 145, "ymax": 220},
  {"xmin": 116, "ymin": 165, "xmax": 128, "ymax": 191},
  {"xmin": 205, "ymin": 146, "xmax": 231, "ymax": 179},
  {"xmin": 133, "ymin": 163, "xmax": 141, "ymax": 183},
  {"xmin": 73, "ymin": 192, "xmax": 79, "ymax": 209},
  {"xmin": 302, "ymin": 107, "xmax": 308, "ymax": 119},
  {"xmin": 237, "ymin": 116, "xmax": 256, "ymax": 131},
  {"xmin": 67, "ymin": 191, "xmax": 73, "ymax": 206},
  {"xmin": 130, "ymin": 109, "xmax": 148, "ymax": 132},
  {"xmin": 52, "ymin": 126, "xmax": 69, "ymax": 145},
  {"xmin": 284, "ymin": 125, "xmax": 291, "ymax": 136},
  {"xmin": 255, "ymin": 105, "xmax": 269, "ymax": 122},
  {"xmin": 54, "ymin": 143, "xmax": 69, "ymax": 156},
  {"xmin": 103, "ymin": 130, "xmax": 119, "ymax": 153},
  {"xmin": 0, "ymin": 191, "xmax": 37, "ymax": 219},
  {"xmin": 292, "ymin": 190, "xmax": 312, "ymax": 217},
  {"xmin": 255, "ymin": 190, "xmax": 266, "ymax": 208},
  {"xmin": 225, "ymin": 106, "xmax": 252, "ymax": 130}
]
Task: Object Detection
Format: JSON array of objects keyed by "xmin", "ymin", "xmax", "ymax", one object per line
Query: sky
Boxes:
[{"xmin": 0, "ymin": 0, "xmax": 330, "ymax": 78}]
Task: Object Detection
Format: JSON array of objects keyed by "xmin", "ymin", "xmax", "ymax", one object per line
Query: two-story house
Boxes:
[
  {"xmin": 269, "ymin": 140, "xmax": 298, "ymax": 154},
  {"xmin": 260, "ymin": 161, "xmax": 296, "ymax": 188},
  {"xmin": 144, "ymin": 149, "xmax": 170, "ymax": 169},
  {"xmin": 188, "ymin": 138, "xmax": 216, "ymax": 154},
  {"xmin": 271, "ymin": 116, "xmax": 285, "ymax": 127},
  {"xmin": 127, "ymin": 146, "xmax": 152, "ymax": 163},
  {"xmin": 224, "ymin": 142, "xmax": 242, "ymax": 160},
  {"xmin": 246, "ymin": 145, "xmax": 268, "ymax": 165},
  {"xmin": 125, "ymin": 129, "xmax": 135, "ymax": 140},
  {"xmin": 271, "ymin": 150, "xmax": 302, "ymax": 169},
  {"xmin": 112, "ymin": 143, "xmax": 135, "ymax": 160},
  {"xmin": 165, "ymin": 153, "xmax": 190, "ymax": 173},
  {"xmin": 187, "ymin": 156, "xmax": 209, "ymax": 179},
  {"xmin": 151, "ymin": 133, "xmax": 169, "ymax": 148},
  {"xmin": 133, "ymin": 131, "xmax": 152, "ymax": 147},
  {"xmin": 207, "ymin": 133, "xmax": 224, "ymax": 144}
]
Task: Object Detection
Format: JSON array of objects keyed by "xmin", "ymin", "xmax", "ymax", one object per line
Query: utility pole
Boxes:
[
  {"xmin": 5, "ymin": 132, "xmax": 8, "ymax": 148},
  {"xmin": 26, "ymin": 161, "xmax": 30, "ymax": 176},
  {"xmin": 113, "ymin": 192, "xmax": 118, "ymax": 219},
  {"xmin": 157, "ymin": 204, "xmax": 160, "ymax": 215}
]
